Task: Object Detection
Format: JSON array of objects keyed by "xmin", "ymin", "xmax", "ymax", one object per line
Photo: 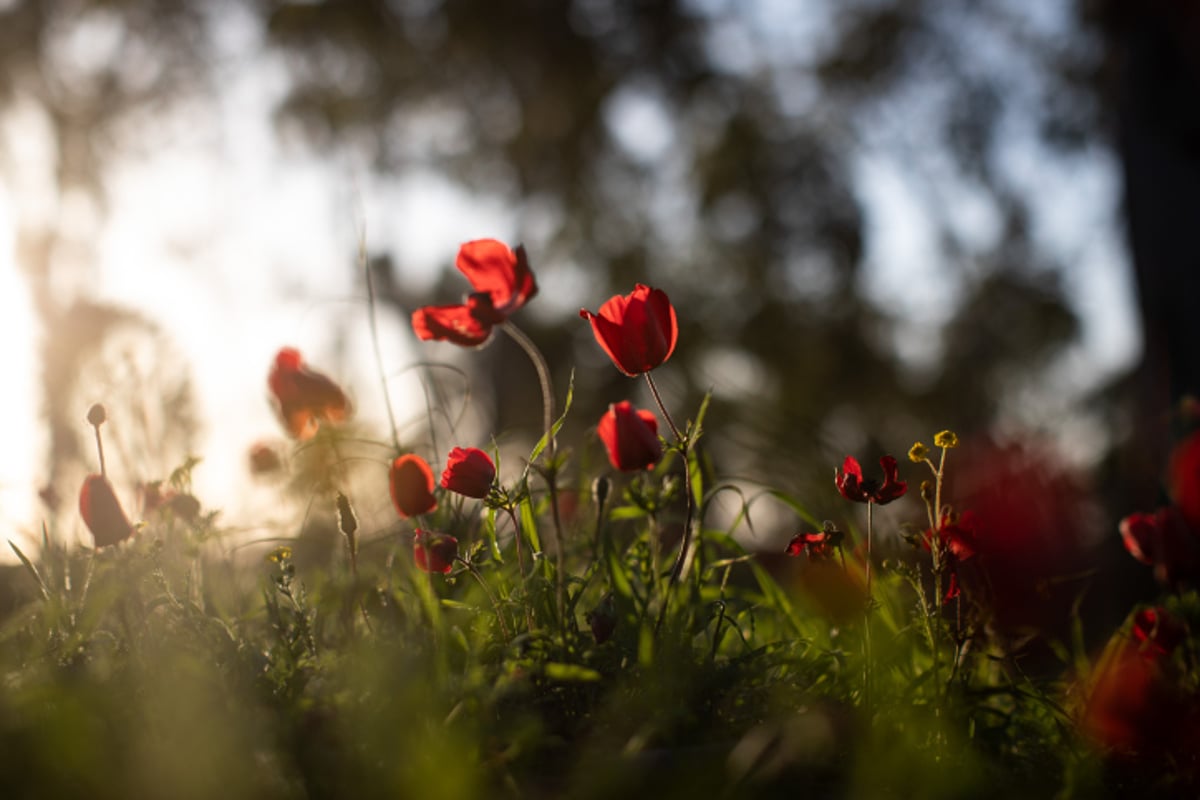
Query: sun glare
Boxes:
[{"xmin": 0, "ymin": 190, "xmax": 38, "ymax": 544}]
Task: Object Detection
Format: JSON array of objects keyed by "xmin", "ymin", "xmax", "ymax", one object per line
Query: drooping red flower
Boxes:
[
  {"xmin": 597, "ymin": 401, "xmax": 662, "ymax": 472},
  {"xmin": 267, "ymin": 347, "xmax": 351, "ymax": 440},
  {"xmin": 411, "ymin": 239, "xmax": 537, "ymax": 347},
  {"xmin": 1132, "ymin": 608, "xmax": 1187, "ymax": 660},
  {"xmin": 1119, "ymin": 507, "xmax": 1200, "ymax": 586},
  {"xmin": 1169, "ymin": 430, "xmax": 1200, "ymax": 532},
  {"xmin": 413, "ymin": 529, "xmax": 458, "ymax": 574},
  {"xmin": 922, "ymin": 510, "xmax": 979, "ymax": 601},
  {"xmin": 79, "ymin": 474, "xmax": 133, "ymax": 548},
  {"xmin": 835, "ymin": 455, "xmax": 907, "ymax": 505},
  {"xmin": 440, "ymin": 447, "xmax": 496, "ymax": 499},
  {"xmin": 785, "ymin": 527, "xmax": 844, "ymax": 561},
  {"xmin": 389, "ymin": 454, "xmax": 438, "ymax": 518},
  {"xmin": 580, "ymin": 284, "xmax": 678, "ymax": 376}
]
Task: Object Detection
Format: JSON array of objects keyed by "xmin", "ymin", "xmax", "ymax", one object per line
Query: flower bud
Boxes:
[{"xmin": 87, "ymin": 403, "xmax": 107, "ymax": 427}]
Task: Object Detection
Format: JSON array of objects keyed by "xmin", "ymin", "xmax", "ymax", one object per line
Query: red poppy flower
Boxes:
[
  {"xmin": 1169, "ymin": 430, "xmax": 1200, "ymax": 532},
  {"xmin": 1119, "ymin": 507, "xmax": 1200, "ymax": 586},
  {"xmin": 267, "ymin": 347, "xmax": 351, "ymax": 440},
  {"xmin": 597, "ymin": 401, "xmax": 662, "ymax": 472},
  {"xmin": 389, "ymin": 454, "xmax": 438, "ymax": 518},
  {"xmin": 580, "ymin": 284, "xmax": 678, "ymax": 376},
  {"xmin": 835, "ymin": 455, "xmax": 907, "ymax": 505},
  {"xmin": 413, "ymin": 529, "xmax": 458, "ymax": 574},
  {"xmin": 79, "ymin": 474, "xmax": 133, "ymax": 548},
  {"xmin": 440, "ymin": 447, "xmax": 496, "ymax": 499},
  {"xmin": 411, "ymin": 239, "xmax": 537, "ymax": 347}
]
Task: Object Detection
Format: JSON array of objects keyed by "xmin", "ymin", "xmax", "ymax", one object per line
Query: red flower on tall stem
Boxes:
[
  {"xmin": 580, "ymin": 284, "xmax": 678, "ymax": 376},
  {"xmin": 267, "ymin": 347, "xmax": 351, "ymax": 440},
  {"xmin": 441, "ymin": 447, "xmax": 496, "ymax": 499},
  {"xmin": 412, "ymin": 239, "xmax": 537, "ymax": 347},
  {"xmin": 389, "ymin": 454, "xmax": 438, "ymax": 518},
  {"xmin": 785, "ymin": 530, "xmax": 842, "ymax": 561},
  {"xmin": 79, "ymin": 474, "xmax": 133, "ymax": 548},
  {"xmin": 413, "ymin": 529, "xmax": 458, "ymax": 574},
  {"xmin": 835, "ymin": 455, "xmax": 907, "ymax": 505},
  {"xmin": 597, "ymin": 401, "xmax": 662, "ymax": 472}
]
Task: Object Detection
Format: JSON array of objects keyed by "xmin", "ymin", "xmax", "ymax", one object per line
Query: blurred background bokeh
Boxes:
[{"xmin": 0, "ymin": 0, "xmax": 1193, "ymax": 577}]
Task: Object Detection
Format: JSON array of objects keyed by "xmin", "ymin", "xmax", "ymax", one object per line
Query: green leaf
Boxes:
[
  {"xmin": 542, "ymin": 662, "xmax": 602, "ymax": 682},
  {"xmin": 528, "ymin": 369, "xmax": 574, "ymax": 465},
  {"xmin": 762, "ymin": 489, "xmax": 822, "ymax": 529},
  {"xmin": 8, "ymin": 540, "xmax": 49, "ymax": 602}
]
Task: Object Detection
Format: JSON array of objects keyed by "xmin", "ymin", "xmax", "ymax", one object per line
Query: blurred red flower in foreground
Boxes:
[
  {"xmin": 79, "ymin": 475, "xmax": 133, "ymax": 548},
  {"xmin": 580, "ymin": 284, "xmax": 678, "ymax": 376},
  {"xmin": 1169, "ymin": 429, "xmax": 1200, "ymax": 532},
  {"xmin": 943, "ymin": 439, "xmax": 1093, "ymax": 633},
  {"xmin": 248, "ymin": 442, "xmax": 283, "ymax": 475},
  {"xmin": 413, "ymin": 529, "xmax": 458, "ymax": 574},
  {"xmin": 440, "ymin": 447, "xmax": 496, "ymax": 499},
  {"xmin": 597, "ymin": 401, "xmax": 661, "ymax": 472},
  {"xmin": 389, "ymin": 454, "xmax": 438, "ymax": 518},
  {"xmin": 1081, "ymin": 608, "xmax": 1195, "ymax": 758},
  {"xmin": 835, "ymin": 455, "xmax": 907, "ymax": 505},
  {"xmin": 1119, "ymin": 507, "xmax": 1200, "ymax": 586},
  {"xmin": 412, "ymin": 239, "xmax": 537, "ymax": 347},
  {"xmin": 267, "ymin": 348, "xmax": 350, "ymax": 440}
]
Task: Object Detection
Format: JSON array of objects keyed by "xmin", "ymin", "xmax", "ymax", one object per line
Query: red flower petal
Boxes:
[
  {"xmin": 597, "ymin": 401, "xmax": 662, "ymax": 472},
  {"xmin": 835, "ymin": 456, "xmax": 870, "ymax": 503},
  {"xmin": 411, "ymin": 302, "xmax": 495, "ymax": 347},
  {"xmin": 1169, "ymin": 430, "xmax": 1200, "ymax": 532},
  {"xmin": 267, "ymin": 348, "xmax": 350, "ymax": 440},
  {"xmin": 440, "ymin": 447, "xmax": 496, "ymax": 499},
  {"xmin": 580, "ymin": 284, "xmax": 678, "ymax": 376},
  {"xmin": 389, "ymin": 454, "xmax": 438, "ymax": 518},
  {"xmin": 413, "ymin": 529, "xmax": 458, "ymax": 574},
  {"xmin": 455, "ymin": 239, "xmax": 537, "ymax": 318},
  {"xmin": 874, "ymin": 455, "xmax": 908, "ymax": 505},
  {"xmin": 79, "ymin": 474, "xmax": 133, "ymax": 548}
]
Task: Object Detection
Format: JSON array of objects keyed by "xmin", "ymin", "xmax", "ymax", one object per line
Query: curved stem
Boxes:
[
  {"xmin": 501, "ymin": 321, "xmax": 555, "ymax": 458},
  {"xmin": 361, "ymin": 237, "xmax": 402, "ymax": 452},
  {"xmin": 92, "ymin": 424, "xmax": 107, "ymax": 479}
]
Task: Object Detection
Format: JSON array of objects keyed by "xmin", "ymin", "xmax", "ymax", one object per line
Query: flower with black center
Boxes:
[
  {"xmin": 835, "ymin": 455, "xmax": 907, "ymax": 505},
  {"xmin": 413, "ymin": 529, "xmax": 458, "ymax": 574}
]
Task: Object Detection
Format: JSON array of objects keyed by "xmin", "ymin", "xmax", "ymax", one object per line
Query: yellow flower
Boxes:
[
  {"xmin": 908, "ymin": 442, "xmax": 930, "ymax": 463},
  {"xmin": 934, "ymin": 430, "xmax": 959, "ymax": 449},
  {"xmin": 267, "ymin": 546, "xmax": 293, "ymax": 564}
]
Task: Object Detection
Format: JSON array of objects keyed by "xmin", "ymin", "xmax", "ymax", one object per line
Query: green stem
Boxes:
[
  {"xmin": 361, "ymin": 237, "xmax": 402, "ymax": 452},
  {"xmin": 646, "ymin": 372, "xmax": 695, "ymax": 639}
]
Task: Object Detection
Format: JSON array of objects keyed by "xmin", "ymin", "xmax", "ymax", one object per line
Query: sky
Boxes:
[{"xmin": 0, "ymin": 3, "xmax": 1143, "ymax": 557}]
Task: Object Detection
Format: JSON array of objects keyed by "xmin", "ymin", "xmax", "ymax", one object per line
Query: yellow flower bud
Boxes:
[
  {"xmin": 908, "ymin": 442, "xmax": 930, "ymax": 463},
  {"xmin": 934, "ymin": 430, "xmax": 959, "ymax": 449}
]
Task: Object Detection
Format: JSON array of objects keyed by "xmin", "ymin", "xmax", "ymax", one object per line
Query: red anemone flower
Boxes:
[
  {"xmin": 785, "ymin": 530, "xmax": 841, "ymax": 561},
  {"xmin": 922, "ymin": 511, "xmax": 979, "ymax": 601},
  {"xmin": 267, "ymin": 348, "xmax": 351, "ymax": 440},
  {"xmin": 389, "ymin": 454, "xmax": 438, "ymax": 518},
  {"xmin": 597, "ymin": 401, "xmax": 662, "ymax": 472},
  {"xmin": 413, "ymin": 529, "xmax": 458, "ymax": 574},
  {"xmin": 1119, "ymin": 507, "xmax": 1200, "ymax": 586},
  {"xmin": 835, "ymin": 455, "xmax": 907, "ymax": 505},
  {"xmin": 580, "ymin": 284, "xmax": 678, "ymax": 376},
  {"xmin": 441, "ymin": 447, "xmax": 496, "ymax": 499},
  {"xmin": 79, "ymin": 474, "xmax": 133, "ymax": 548},
  {"xmin": 411, "ymin": 239, "xmax": 537, "ymax": 347}
]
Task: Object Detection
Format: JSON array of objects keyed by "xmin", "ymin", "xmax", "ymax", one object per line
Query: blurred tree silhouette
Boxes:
[{"xmin": 2, "ymin": 0, "xmax": 1146, "ymax": 526}]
